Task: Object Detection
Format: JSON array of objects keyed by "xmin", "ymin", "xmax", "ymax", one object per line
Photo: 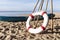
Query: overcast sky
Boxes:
[{"xmin": 0, "ymin": 0, "xmax": 60, "ymax": 11}]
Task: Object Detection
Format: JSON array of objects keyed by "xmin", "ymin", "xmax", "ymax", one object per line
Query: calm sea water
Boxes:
[
  {"xmin": 0, "ymin": 11, "xmax": 60, "ymax": 16},
  {"xmin": 0, "ymin": 11, "xmax": 56, "ymax": 21},
  {"xmin": 0, "ymin": 11, "xmax": 32, "ymax": 16}
]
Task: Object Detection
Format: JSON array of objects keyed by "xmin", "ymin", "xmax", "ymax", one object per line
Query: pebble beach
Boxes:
[{"xmin": 0, "ymin": 13, "xmax": 60, "ymax": 40}]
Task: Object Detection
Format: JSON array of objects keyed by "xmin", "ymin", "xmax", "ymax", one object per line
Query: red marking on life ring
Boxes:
[
  {"xmin": 41, "ymin": 25, "xmax": 45, "ymax": 30},
  {"xmin": 42, "ymin": 12, "xmax": 47, "ymax": 16},
  {"xmin": 30, "ymin": 14, "xmax": 34, "ymax": 18},
  {"xmin": 27, "ymin": 26, "xmax": 31, "ymax": 30}
]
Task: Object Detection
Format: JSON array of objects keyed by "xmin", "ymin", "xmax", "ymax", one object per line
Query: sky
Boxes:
[{"xmin": 0, "ymin": 0, "xmax": 60, "ymax": 12}]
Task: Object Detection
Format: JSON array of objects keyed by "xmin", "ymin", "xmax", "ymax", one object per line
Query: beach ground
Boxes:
[{"xmin": 0, "ymin": 13, "xmax": 60, "ymax": 40}]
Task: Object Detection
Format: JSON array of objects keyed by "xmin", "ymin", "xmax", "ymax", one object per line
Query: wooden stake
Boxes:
[
  {"xmin": 32, "ymin": 0, "xmax": 40, "ymax": 13},
  {"xmin": 50, "ymin": 0, "xmax": 53, "ymax": 33}
]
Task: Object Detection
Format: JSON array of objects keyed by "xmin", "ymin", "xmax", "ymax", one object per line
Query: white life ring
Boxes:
[{"xmin": 26, "ymin": 11, "xmax": 48, "ymax": 34}]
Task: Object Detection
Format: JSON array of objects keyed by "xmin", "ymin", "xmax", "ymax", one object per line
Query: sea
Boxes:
[
  {"xmin": 0, "ymin": 11, "xmax": 59, "ymax": 21},
  {"xmin": 0, "ymin": 10, "xmax": 60, "ymax": 16},
  {"xmin": 0, "ymin": 11, "xmax": 32, "ymax": 16},
  {"xmin": 0, "ymin": 11, "xmax": 32, "ymax": 21}
]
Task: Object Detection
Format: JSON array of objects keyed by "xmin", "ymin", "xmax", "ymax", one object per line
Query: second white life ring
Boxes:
[{"xmin": 26, "ymin": 11, "xmax": 48, "ymax": 34}]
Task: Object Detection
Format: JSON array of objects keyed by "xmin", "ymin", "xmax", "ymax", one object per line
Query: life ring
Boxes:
[{"xmin": 26, "ymin": 11, "xmax": 48, "ymax": 34}]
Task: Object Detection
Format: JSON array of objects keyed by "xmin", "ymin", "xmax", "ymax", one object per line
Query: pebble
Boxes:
[{"xmin": 0, "ymin": 18, "xmax": 60, "ymax": 40}]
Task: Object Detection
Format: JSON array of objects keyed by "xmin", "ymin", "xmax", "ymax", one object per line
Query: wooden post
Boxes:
[
  {"xmin": 32, "ymin": 0, "xmax": 40, "ymax": 13},
  {"xmin": 50, "ymin": 0, "xmax": 53, "ymax": 33},
  {"xmin": 45, "ymin": 0, "xmax": 49, "ymax": 11},
  {"xmin": 38, "ymin": 0, "xmax": 44, "ymax": 11},
  {"xmin": 37, "ymin": 0, "xmax": 44, "ymax": 23},
  {"xmin": 32, "ymin": 0, "xmax": 40, "ymax": 25}
]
